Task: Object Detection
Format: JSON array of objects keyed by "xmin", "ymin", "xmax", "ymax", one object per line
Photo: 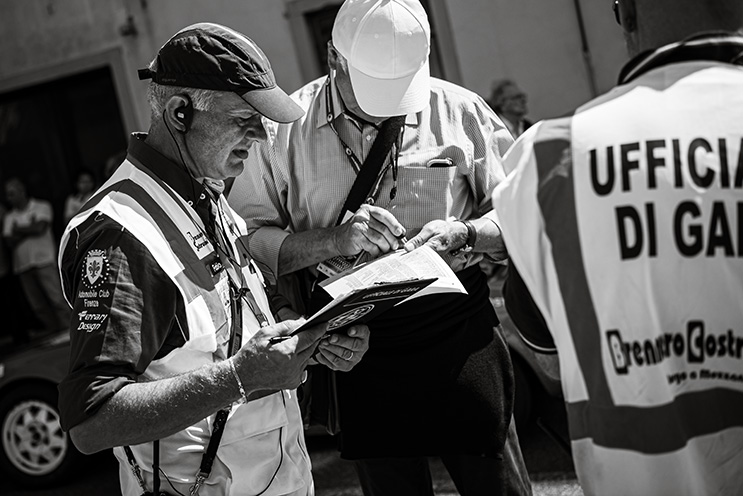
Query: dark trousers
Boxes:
[{"xmin": 353, "ymin": 417, "xmax": 532, "ymax": 496}]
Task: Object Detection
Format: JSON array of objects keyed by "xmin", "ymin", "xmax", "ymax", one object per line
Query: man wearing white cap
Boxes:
[{"xmin": 230, "ymin": 1, "xmax": 531, "ymax": 494}]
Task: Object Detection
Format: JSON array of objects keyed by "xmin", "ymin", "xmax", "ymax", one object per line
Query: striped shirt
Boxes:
[{"xmin": 229, "ymin": 75, "xmax": 513, "ymax": 281}]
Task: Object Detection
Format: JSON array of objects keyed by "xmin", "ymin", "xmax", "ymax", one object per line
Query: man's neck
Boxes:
[{"xmin": 15, "ymin": 198, "xmax": 30, "ymax": 211}]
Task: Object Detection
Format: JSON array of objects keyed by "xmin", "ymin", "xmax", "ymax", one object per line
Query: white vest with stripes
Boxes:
[
  {"xmin": 60, "ymin": 159, "xmax": 312, "ymax": 496},
  {"xmin": 493, "ymin": 53, "xmax": 743, "ymax": 495}
]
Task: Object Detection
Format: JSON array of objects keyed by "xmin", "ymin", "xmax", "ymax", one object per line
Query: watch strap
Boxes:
[{"xmin": 451, "ymin": 219, "xmax": 477, "ymax": 256}]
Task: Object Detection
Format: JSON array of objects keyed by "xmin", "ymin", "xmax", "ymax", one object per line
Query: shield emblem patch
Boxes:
[{"xmin": 82, "ymin": 249, "xmax": 109, "ymax": 289}]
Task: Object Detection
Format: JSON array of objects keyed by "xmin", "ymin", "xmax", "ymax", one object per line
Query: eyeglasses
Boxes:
[{"xmin": 613, "ymin": 0, "xmax": 621, "ymax": 25}]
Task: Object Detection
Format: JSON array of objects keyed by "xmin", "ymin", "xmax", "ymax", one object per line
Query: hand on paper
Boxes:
[
  {"xmin": 334, "ymin": 205, "xmax": 406, "ymax": 259},
  {"xmin": 314, "ymin": 324, "xmax": 370, "ymax": 372},
  {"xmin": 404, "ymin": 219, "xmax": 469, "ymax": 270}
]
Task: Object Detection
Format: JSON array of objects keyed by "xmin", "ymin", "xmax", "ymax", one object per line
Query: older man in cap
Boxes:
[
  {"xmin": 57, "ymin": 23, "xmax": 369, "ymax": 496},
  {"xmin": 229, "ymin": 1, "xmax": 531, "ymax": 494}
]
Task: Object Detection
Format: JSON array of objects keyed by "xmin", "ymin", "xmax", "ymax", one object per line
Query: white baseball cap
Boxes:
[{"xmin": 332, "ymin": 0, "xmax": 431, "ymax": 117}]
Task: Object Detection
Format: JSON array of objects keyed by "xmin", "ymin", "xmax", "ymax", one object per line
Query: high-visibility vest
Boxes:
[
  {"xmin": 60, "ymin": 158, "xmax": 311, "ymax": 496},
  {"xmin": 494, "ymin": 53, "xmax": 743, "ymax": 495}
]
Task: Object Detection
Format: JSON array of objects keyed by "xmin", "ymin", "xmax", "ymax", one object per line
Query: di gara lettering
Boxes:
[{"xmin": 588, "ymin": 136, "xmax": 743, "ymax": 260}]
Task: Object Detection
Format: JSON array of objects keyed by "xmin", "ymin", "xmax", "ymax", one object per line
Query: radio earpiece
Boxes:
[{"xmin": 174, "ymin": 95, "xmax": 193, "ymax": 132}]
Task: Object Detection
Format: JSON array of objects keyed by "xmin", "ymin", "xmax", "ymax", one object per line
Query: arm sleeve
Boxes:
[
  {"xmin": 228, "ymin": 121, "xmax": 291, "ymax": 284},
  {"xmin": 503, "ymin": 261, "xmax": 556, "ymax": 353},
  {"xmin": 57, "ymin": 215, "xmax": 184, "ymax": 431},
  {"xmin": 2, "ymin": 214, "xmax": 11, "ymax": 237},
  {"xmin": 35, "ymin": 199, "xmax": 54, "ymax": 223},
  {"xmin": 468, "ymin": 96, "xmax": 513, "ymax": 218}
]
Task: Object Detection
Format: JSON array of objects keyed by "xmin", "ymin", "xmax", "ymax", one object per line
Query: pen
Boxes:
[
  {"xmin": 352, "ymin": 251, "xmax": 366, "ymax": 268},
  {"xmin": 268, "ymin": 335, "xmax": 293, "ymax": 345}
]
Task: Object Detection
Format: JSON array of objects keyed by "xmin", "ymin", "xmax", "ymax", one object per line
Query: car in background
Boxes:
[
  {"xmin": 484, "ymin": 262, "xmax": 563, "ymax": 432},
  {"xmin": 0, "ymin": 331, "xmax": 84, "ymax": 488}
]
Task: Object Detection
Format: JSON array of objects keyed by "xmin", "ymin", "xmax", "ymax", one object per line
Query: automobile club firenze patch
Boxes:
[{"xmin": 82, "ymin": 249, "xmax": 110, "ymax": 289}]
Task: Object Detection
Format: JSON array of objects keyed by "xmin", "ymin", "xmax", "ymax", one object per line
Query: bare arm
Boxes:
[
  {"xmin": 70, "ymin": 320, "xmax": 327, "ymax": 454},
  {"xmin": 5, "ymin": 219, "xmax": 50, "ymax": 248},
  {"xmin": 403, "ymin": 217, "xmax": 506, "ymax": 263},
  {"xmin": 277, "ymin": 204, "xmax": 406, "ymax": 276}
]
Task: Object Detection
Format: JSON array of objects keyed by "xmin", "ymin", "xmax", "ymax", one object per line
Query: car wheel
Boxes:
[
  {"xmin": 0, "ymin": 383, "xmax": 83, "ymax": 488},
  {"xmin": 512, "ymin": 357, "xmax": 534, "ymax": 432}
]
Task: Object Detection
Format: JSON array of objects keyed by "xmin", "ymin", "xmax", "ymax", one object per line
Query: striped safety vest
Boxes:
[
  {"xmin": 493, "ymin": 38, "xmax": 743, "ymax": 496},
  {"xmin": 59, "ymin": 158, "xmax": 312, "ymax": 496}
]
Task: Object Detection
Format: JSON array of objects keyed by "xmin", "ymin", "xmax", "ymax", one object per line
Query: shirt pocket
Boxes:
[
  {"xmin": 396, "ymin": 145, "xmax": 473, "ymax": 223},
  {"xmin": 220, "ymin": 392, "xmax": 288, "ymax": 445}
]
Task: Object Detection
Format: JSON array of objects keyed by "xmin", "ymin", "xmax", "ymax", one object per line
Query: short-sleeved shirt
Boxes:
[
  {"xmin": 3, "ymin": 198, "xmax": 57, "ymax": 273},
  {"xmin": 228, "ymin": 75, "xmax": 515, "ymax": 459},
  {"xmin": 229, "ymin": 75, "xmax": 513, "ymax": 282},
  {"xmin": 57, "ymin": 137, "xmax": 208, "ymax": 431}
]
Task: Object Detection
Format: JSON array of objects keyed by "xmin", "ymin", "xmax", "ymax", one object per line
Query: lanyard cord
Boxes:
[
  {"xmin": 324, "ymin": 79, "xmax": 404, "ymax": 205},
  {"xmin": 124, "ymin": 187, "xmax": 271, "ymax": 496},
  {"xmin": 206, "ymin": 190, "xmax": 269, "ymax": 333}
]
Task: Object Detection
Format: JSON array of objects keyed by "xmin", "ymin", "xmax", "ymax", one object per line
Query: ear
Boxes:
[
  {"xmin": 164, "ymin": 94, "xmax": 191, "ymax": 133},
  {"xmin": 327, "ymin": 40, "xmax": 339, "ymax": 72}
]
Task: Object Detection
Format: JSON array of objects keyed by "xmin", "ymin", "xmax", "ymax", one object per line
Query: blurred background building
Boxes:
[{"xmin": 0, "ymin": 0, "xmax": 626, "ymax": 239}]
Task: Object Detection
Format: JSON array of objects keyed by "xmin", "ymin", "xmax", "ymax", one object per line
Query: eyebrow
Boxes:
[{"xmin": 225, "ymin": 108, "xmax": 260, "ymax": 118}]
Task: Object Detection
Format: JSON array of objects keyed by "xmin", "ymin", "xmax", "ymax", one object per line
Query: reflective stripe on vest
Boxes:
[
  {"xmin": 530, "ymin": 115, "xmax": 743, "ymax": 455},
  {"xmin": 61, "ymin": 159, "xmax": 233, "ymax": 352}
]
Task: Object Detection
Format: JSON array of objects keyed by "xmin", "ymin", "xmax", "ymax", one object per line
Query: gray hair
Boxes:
[{"xmin": 147, "ymin": 83, "xmax": 218, "ymax": 119}]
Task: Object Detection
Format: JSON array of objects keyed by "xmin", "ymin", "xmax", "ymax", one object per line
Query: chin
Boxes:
[{"xmin": 225, "ymin": 161, "xmax": 245, "ymax": 178}]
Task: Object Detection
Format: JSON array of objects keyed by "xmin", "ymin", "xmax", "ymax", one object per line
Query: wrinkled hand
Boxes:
[
  {"xmin": 404, "ymin": 219, "xmax": 470, "ymax": 271},
  {"xmin": 233, "ymin": 319, "xmax": 328, "ymax": 393},
  {"xmin": 334, "ymin": 205, "xmax": 406, "ymax": 259},
  {"xmin": 314, "ymin": 325, "xmax": 370, "ymax": 372}
]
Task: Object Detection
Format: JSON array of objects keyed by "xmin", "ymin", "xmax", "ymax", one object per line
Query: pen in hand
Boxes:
[
  {"xmin": 352, "ymin": 251, "xmax": 367, "ymax": 268},
  {"xmin": 268, "ymin": 335, "xmax": 293, "ymax": 345}
]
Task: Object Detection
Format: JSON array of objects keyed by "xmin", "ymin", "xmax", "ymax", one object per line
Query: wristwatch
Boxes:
[{"xmin": 451, "ymin": 219, "xmax": 477, "ymax": 256}]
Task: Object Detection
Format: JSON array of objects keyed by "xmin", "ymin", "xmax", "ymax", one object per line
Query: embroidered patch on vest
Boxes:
[{"xmin": 82, "ymin": 249, "xmax": 110, "ymax": 289}]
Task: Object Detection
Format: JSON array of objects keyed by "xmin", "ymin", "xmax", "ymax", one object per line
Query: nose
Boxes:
[{"xmin": 245, "ymin": 114, "xmax": 268, "ymax": 143}]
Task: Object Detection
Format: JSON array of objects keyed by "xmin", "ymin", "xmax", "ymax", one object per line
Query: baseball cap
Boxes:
[
  {"xmin": 332, "ymin": 0, "xmax": 431, "ymax": 117},
  {"xmin": 138, "ymin": 23, "xmax": 304, "ymax": 123}
]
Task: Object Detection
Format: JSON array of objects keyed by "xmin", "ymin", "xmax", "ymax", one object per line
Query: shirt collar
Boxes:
[
  {"xmin": 127, "ymin": 133, "xmax": 210, "ymax": 207},
  {"xmin": 315, "ymin": 75, "xmax": 420, "ymax": 130},
  {"xmin": 618, "ymin": 31, "xmax": 743, "ymax": 84}
]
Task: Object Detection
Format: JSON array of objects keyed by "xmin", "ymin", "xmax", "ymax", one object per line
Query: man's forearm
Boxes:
[
  {"xmin": 70, "ymin": 359, "xmax": 243, "ymax": 454},
  {"xmin": 278, "ymin": 228, "xmax": 341, "ymax": 276},
  {"xmin": 472, "ymin": 217, "xmax": 507, "ymax": 261}
]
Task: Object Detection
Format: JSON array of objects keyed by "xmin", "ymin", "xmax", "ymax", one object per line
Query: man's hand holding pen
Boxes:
[{"xmin": 334, "ymin": 204, "xmax": 407, "ymax": 260}]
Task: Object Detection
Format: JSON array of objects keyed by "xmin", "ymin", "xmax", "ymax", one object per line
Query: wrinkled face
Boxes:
[
  {"xmin": 500, "ymin": 84, "xmax": 528, "ymax": 118},
  {"xmin": 184, "ymin": 92, "xmax": 267, "ymax": 180}
]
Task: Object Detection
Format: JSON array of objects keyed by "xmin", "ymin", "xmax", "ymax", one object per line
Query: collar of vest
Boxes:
[
  {"xmin": 127, "ymin": 133, "xmax": 210, "ymax": 208},
  {"xmin": 618, "ymin": 31, "xmax": 743, "ymax": 85}
]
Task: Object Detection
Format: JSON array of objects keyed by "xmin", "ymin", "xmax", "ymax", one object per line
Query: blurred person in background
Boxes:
[
  {"xmin": 493, "ymin": 0, "xmax": 743, "ymax": 494},
  {"xmin": 63, "ymin": 168, "xmax": 96, "ymax": 224},
  {"xmin": 3, "ymin": 177, "xmax": 69, "ymax": 335},
  {"xmin": 0, "ymin": 201, "xmax": 30, "ymax": 346},
  {"xmin": 489, "ymin": 79, "xmax": 532, "ymax": 139}
]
